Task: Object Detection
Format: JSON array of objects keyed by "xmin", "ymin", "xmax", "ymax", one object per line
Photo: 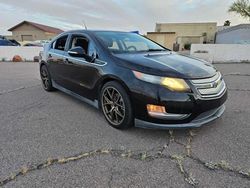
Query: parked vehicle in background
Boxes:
[
  {"xmin": 23, "ymin": 42, "xmax": 43, "ymax": 47},
  {"xmin": 0, "ymin": 39, "xmax": 16, "ymax": 46},
  {"xmin": 34, "ymin": 40, "xmax": 50, "ymax": 46},
  {"xmin": 23, "ymin": 40, "xmax": 49, "ymax": 47},
  {"xmin": 40, "ymin": 30, "xmax": 227, "ymax": 130},
  {"xmin": 9, "ymin": 39, "xmax": 21, "ymax": 46},
  {"xmin": 0, "ymin": 35, "xmax": 7, "ymax": 40}
]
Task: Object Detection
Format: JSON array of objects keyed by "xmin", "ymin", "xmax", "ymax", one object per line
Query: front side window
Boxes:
[
  {"xmin": 95, "ymin": 31, "xmax": 169, "ymax": 54},
  {"xmin": 54, "ymin": 35, "xmax": 68, "ymax": 51},
  {"xmin": 69, "ymin": 35, "xmax": 89, "ymax": 54}
]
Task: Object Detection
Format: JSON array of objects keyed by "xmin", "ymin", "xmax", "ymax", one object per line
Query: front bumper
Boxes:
[
  {"xmin": 125, "ymin": 71, "xmax": 227, "ymax": 128},
  {"xmin": 135, "ymin": 104, "xmax": 225, "ymax": 129}
]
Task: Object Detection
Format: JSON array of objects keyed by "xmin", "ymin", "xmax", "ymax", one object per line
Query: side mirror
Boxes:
[
  {"xmin": 68, "ymin": 46, "xmax": 96, "ymax": 63},
  {"xmin": 68, "ymin": 47, "xmax": 86, "ymax": 57}
]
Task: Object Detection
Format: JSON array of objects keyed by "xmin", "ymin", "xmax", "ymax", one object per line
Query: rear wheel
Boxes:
[
  {"xmin": 100, "ymin": 81, "xmax": 134, "ymax": 129},
  {"xmin": 40, "ymin": 65, "xmax": 55, "ymax": 91}
]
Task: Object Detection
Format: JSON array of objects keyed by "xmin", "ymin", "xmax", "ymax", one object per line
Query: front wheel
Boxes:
[{"xmin": 100, "ymin": 81, "xmax": 134, "ymax": 129}]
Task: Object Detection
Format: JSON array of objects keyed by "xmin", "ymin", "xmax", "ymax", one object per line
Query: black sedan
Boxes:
[{"xmin": 39, "ymin": 30, "xmax": 227, "ymax": 129}]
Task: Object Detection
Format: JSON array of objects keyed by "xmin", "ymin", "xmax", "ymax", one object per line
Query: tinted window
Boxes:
[
  {"xmin": 54, "ymin": 35, "xmax": 68, "ymax": 51},
  {"xmin": 69, "ymin": 35, "xmax": 89, "ymax": 54}
]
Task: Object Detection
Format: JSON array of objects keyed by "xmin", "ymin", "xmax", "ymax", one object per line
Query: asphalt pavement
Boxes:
[{"xmin": 0, "ymin": 62, "xmax": 249, "ymax": 187}]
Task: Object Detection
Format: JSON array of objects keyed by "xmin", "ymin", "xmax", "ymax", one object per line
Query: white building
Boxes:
[{"xmin": 215, "ymin": 24, "xmax": 250, "ymax": 44}]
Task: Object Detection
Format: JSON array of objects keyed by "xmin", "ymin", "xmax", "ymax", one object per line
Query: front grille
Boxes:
[{"xmin": 191, "ymin": 72, "xmax": 226, "ymax": 98}]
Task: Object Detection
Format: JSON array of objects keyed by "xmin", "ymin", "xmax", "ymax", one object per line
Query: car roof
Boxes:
[{"xmin": 62, "ymin": 30, "xmax": 132, "ymax": 35}]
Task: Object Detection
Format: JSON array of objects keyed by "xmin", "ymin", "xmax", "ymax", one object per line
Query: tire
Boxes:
[
  {"xmin": 40, "ymin": 65, "xmax": 55, "ymax": 91},
  {"xmin": 100, "ymin": 81, "xmax": 134, "ymax": 129}
]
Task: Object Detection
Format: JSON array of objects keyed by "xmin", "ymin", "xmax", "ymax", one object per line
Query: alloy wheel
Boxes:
[{"xmin": 101, "ymin": 86, "xmax": 125, "ymax": 126}]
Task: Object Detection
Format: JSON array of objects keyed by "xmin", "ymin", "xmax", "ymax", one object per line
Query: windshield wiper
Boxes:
[{"xmin": 146, "ymin": 49, "xmax": 166, "ymax": 52}]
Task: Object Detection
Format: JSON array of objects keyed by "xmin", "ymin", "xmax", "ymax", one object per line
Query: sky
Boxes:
[{"xmin": 0, "ymin": 0, "xmax": 249, "ymax": 35}]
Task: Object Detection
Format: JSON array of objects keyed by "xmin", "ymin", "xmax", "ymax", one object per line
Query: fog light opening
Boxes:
[
  {"xmin": 147, "ymin": 104, "xmax": 166, "ymax": 116},
  {"xmin": 146, "ymin": 104, "xmax": 191, "ymax": 120}
]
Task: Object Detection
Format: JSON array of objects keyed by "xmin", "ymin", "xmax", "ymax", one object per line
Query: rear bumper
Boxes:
[{"xmin": 135, "ymin": 104, "xmax": 225, "ymax": 129}]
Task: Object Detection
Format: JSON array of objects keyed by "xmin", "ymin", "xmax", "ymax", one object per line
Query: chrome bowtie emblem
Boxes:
[
  {"xmin": 213, "ymin": 82, "xmax": 218, "ymax": 88},
  {"xmin": 212, "ymin": 81, "xmax": 219, "ymax": 88}
]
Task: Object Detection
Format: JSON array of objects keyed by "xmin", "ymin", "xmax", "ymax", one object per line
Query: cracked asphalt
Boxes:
[{"xmin": 0, "ymin": 62, "xmax": 249, "ymax": 188}]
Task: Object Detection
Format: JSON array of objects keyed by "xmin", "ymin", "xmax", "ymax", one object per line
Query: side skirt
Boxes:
[{"xmin": 52, "ymin": 80, "xmax": 99, "ymax": 109}]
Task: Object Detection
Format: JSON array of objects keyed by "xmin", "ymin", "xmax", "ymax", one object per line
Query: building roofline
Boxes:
[
  {"xmin": 8, "ymin": 21, "xmax": 64, "ymax": 34},
  {"xmin": 156, "ymin": 22, "xmax": 217, "ymax": 25}
]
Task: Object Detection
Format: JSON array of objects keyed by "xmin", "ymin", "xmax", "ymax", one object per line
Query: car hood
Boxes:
[{"xmin": 113, "ymin": 52, "xmax": 216, "ymax": 79}]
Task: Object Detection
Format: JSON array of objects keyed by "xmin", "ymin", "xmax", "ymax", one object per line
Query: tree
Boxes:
[
  {"xmin": 224, "ymin": 20, "xmax": 231, "ymax": 26},
  {"xmin": 228, "ymin": 0, "xmax": 250, "ymax": 20}
]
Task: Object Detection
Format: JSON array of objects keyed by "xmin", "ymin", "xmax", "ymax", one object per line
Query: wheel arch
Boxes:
[
  {"xmin": 40, "ymin": 61, "xmax": 53, "ymax": 77},
  {"xmin": 96, "ymin": 75, "xmax": 132, "ymax": 108},
  {"xmin": 39, "ymin": 61, "xmax": 47, "ymax": 70}
]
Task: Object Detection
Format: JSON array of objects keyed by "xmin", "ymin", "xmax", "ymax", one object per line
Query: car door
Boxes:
[
  {"xmin": 47, "ymin": 34, "xmax": 69, "ymax": 87},
  {"xmin": 63, "ymin": 34, "xmax": 103, "ymax": 100}
]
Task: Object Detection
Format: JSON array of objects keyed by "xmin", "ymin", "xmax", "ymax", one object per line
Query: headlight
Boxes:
[{"xmin": 132, "ymin": 70, "xmax": 190, "ymax": 92}]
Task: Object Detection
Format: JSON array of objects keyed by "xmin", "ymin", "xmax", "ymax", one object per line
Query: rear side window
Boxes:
[{"xmin": 53, "ymin": 35, "xmax": 68, "ymax": 51}]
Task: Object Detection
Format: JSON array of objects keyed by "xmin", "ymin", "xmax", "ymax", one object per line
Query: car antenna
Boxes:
[{"xmin": 82, "ymin": 20, "xmax": 88, "ymax": 30}]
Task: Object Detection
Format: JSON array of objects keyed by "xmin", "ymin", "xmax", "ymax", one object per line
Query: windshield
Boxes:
[{"xmin": 95, "ymin": 31, "xmax": 169, "ymax": 54}]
